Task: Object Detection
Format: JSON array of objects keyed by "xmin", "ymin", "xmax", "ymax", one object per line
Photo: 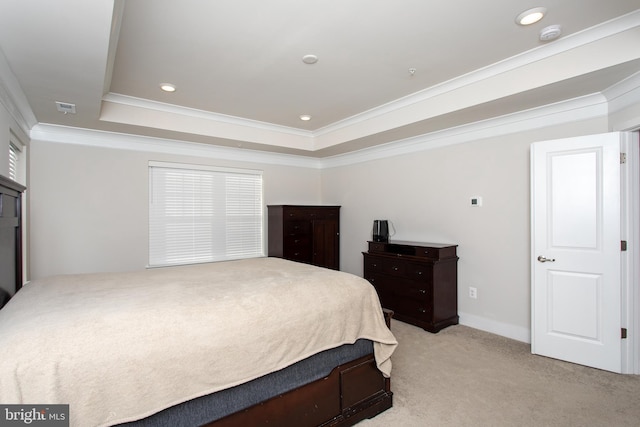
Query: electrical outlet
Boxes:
[{"xmin": 469, "ymin": 286, "xmax": 478, "ymax": 299}]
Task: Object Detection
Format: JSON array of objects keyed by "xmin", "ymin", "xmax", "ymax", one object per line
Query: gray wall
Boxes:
[
  {"xmin": 28, "ymin": 141, "xmax": 322, "ymax": 279},
  {"xmin": 321, "ymin": 118, "xmax": 610, "ymax": 341}
]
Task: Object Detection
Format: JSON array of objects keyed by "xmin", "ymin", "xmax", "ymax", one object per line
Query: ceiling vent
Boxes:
[{"xmin": 55, "ymin": 101, "xmax": 76, "ymax": 114}]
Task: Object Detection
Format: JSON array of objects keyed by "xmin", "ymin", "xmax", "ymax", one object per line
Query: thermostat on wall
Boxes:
[{"xmin": 470, "ymin": 196, "xmax": 483, "ymax": 207}]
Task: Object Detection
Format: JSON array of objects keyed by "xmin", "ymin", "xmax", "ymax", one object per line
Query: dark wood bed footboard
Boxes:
[{"xmin": 207, "ymin": 354, "xmax": 392, "ymax": 427}]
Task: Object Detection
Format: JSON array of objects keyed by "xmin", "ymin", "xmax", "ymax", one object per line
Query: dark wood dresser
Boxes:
[
  {"xmin": 363, "ymin": 240, "xmax": 458, "ymax": 332},
  {"xmin": 267, "ymin": 205, "xmax": 340, "ymax": 270},
  {"xmin": 0, "ymin": 175, "xmax": 26, "ymax": 297}
]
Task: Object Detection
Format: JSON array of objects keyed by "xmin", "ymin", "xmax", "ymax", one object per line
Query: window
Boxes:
[
  {"xmin": 148, "ymin": 161, "xmax": 264, "ymax": 267},
  {"xmin": 9, "ymin": 142, "xmax": 19, "ymax": 182},
  {"xmin": 8, "ymin": 131, "xmax": 26, "ymax": 185}
]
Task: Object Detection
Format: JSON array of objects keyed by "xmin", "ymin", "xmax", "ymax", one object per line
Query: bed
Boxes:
[{"xmin": 0, "ymin": 205, "xmax": 397, "ymax": 427}]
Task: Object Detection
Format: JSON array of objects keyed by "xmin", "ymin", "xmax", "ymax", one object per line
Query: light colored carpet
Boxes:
[{"xmin": 360, "ymin": 320, "xmax": 640, "ymax": 427}]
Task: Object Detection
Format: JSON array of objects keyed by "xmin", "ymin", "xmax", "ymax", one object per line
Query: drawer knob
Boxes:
[
  {"xmin": 418, "ymin": 308, "xmax": 426, "ymax": 313},
  {"xmin": 419, "ymin": 289, "xmax": 426, "ymax": 294},
  {"xmin": 393, "ymin": 266, "xmax": 399, "ymax": 271},
  {"xmin": 417, "ymin": 271, "xmax": 423, "ymax": 275}
]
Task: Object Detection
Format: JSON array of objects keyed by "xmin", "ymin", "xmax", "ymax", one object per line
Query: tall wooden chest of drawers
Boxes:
[
  {"xmin": 363, "ymin": 240, "xmax": 458, "ymax": 332},
  {"xmin": 268, "ymin": 205, "xmax": 340, "ymax": 270}
]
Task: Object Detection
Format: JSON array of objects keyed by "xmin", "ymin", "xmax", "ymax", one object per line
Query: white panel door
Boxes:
[{"xmin": 531, "ymin": 132, "xmax": 622, "ymax": 373}]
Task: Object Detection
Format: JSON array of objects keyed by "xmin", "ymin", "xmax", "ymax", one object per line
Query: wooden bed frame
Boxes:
[
  {"xmin": 209, "ymin": 309, "xmax": 394, "ymax": 427},
  {"xmin": 210, "ymin": 353, "xmax": 392, "ymax": 427}
]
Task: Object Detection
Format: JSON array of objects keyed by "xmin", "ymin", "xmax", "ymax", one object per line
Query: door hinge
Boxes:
[
  {"xmin": 621, "ymin": 153, "xmax": 627, "ymax": 164},
  {"xmin": 621, "ymin": 240, "xmax": 628, "ymax": 251},
  {"xmin": 622, "ymin": 328, "xmax": 628, "ymax": 339}
]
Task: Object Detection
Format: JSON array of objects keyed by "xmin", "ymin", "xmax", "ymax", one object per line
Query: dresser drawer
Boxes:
[
  {"xmin": 284, "ymin": 247, "xmax": 311, "ymax": 262},
  {"xmin": 284, "ymin": 220, "xmax": 311, "ymax": 236},
  {"xmin": 364, "ymin": 255, "xmax": 432, "ymax": 282},
  {"xmin": 376, "ymin": 291, "xmax": 433, "ymax": 319},
  {"xmin": 366, "ymin": 241, "xmax": 457, "ymax": 261},
  {"xmin": 363, "ymin": 254, "xmax": 384, "ymax": 273},
  {"xmin": 283, "ymin": 208, "xmax": 308, "ymax": 219},
  {"xmin": 365, "ymin": 273, "xmax": 431, "ymax": 300},
  {"xmin": 413, "ymin": 245, "xmax": 458, "ymax": 260},
  {"xmin": 284, "ymin": 235, "xmax": 311, "ymax": 248},
  {"xmin": 382, "ymin": 258, "xmax": 406, "ymax": 276},
  {"xmin": 368, "ymin": 242, "xmax": 387, "ymax": 253},
  {"xmin": 283, "ymin": 207, "xmax": 339, "ymax": 221},
  {"xmin": 406, "ymin": 261, "xmax": 432, "ymax": 282},
  {"xmin": 364, "ymin": 253, "xmax": 408, "ymax": 276}
]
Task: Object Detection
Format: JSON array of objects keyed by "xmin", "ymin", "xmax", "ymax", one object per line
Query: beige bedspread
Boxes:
[{"xmin": 0, "ymin": 257, "xmax": 397, "ymax": 427}]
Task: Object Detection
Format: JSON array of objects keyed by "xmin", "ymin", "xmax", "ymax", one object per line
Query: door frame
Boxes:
[{"xmin": 624, "ymin": 131, "xmax": 640, "ymax": 374}]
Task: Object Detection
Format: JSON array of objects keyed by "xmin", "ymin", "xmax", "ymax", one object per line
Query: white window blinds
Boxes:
[
  {"xmin": 149, "ymin": 162, "xmax": 264, "ymax": 267},
  {"xmin": 9, "ymin": 143, "xmax": 19, "ymax": 182}
]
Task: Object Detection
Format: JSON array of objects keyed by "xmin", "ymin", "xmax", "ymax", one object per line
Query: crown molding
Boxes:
[
  {"xmin": 0, "ymin": 49, "xmax": 37, "ymax": 135},
  {"xmin": 319, "ymin": 93, "xmax": 609, "ymax": 169},
  {"xmin": 604, "ymin": 70, "xmax": 640, "ymax": 111},
  {"xmin": 314, "ymin": 9, "xmax": 640, "ymax": 138},
  {"xmin": 103, "ymin": 93, "xmax": 313, "ymax": 138},
  {"xmin": 101, "ymin": 10, "xmax": 640, "ymax": 150},
  {"xmin": 15, "ymin": 9, "xmax": 640, "ymax": 167},
  {"xmin": 31, "ymin": 91, "xmax": 614, "ymax": 171},
  {"xmin": 4, "ymin": 9, "xmax": 639, "ymax": 156},
  {"xmin": 605, "ymin": 70, "xmax": 640, "ymax": 132},
  {"xmin": 30, "ymin": 123, "xmax": 323, "ymax": 169}
]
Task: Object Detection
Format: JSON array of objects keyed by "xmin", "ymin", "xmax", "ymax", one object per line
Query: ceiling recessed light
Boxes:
[
  {"xmin": 302, "ymin": 55, "xmax": 318, "ymax": 65},
  {"xmin": 516, "ymin": 7, "xmax": 546, "ymax": 26},
  {"xmin": 160, "ymin": 83, "xmax": 176, "ymax": 92},
  {"xmin": 299, "ymin": 114, "xmax": 312, "ymax": 121}
]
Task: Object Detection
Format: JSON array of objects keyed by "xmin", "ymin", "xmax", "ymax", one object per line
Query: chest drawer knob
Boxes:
[
  {"xmin": 393, "ymin": 266, "xmax": 399, "ymax": 271},
  {"xmin": 418, "ymin": 308, "xmax": 426, "ymax": 313},
  {"xmin": 419, "ymin": 289, "xmax": 426, "ymax": 294}
]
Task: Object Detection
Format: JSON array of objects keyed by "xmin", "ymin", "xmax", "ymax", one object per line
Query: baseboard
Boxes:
[{"xmin": 458, "ymin": 311, "xmax": 531, "ymax": 344}]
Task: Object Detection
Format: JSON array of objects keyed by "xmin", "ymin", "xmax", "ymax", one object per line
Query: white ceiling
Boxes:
[{"xmin": 0, "ymin": 0, "xmax": 639, "ymax": 157}]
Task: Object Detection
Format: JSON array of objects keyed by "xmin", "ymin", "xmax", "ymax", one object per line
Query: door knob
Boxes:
[{"xmin": 537, "ymin": 255, "xmax": 556, "ymax": 263}]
